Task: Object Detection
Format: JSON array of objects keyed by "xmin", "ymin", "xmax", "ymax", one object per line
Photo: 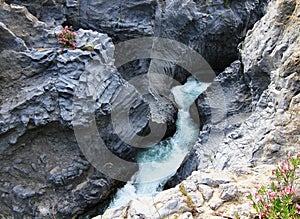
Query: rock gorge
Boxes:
[{"xmin": 0, "ymin": 0, "xmax": 299, "ymax": 218}]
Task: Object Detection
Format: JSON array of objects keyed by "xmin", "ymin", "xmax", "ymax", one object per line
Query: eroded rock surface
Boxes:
[
  {"xmin": 0, "ymin": 0, "xmax": 285, "ymax": 218},
  {"xmin": 157, "ymin": 0, "xmax": 269, "ymax": 70},
  {"xmin": 0, "ymin": 26, "xmax": 139, "ymax": 217},
  {"xmin": 98, "ymin": 165, "xmax": 274, "ymax": 219},
  {"xmin": 166, "ymin": 0, "xmax": 300, "ymax": 191},
  {"xmin": 0, "ymin": 4, "xmax": 174, "ymax": 217},
  {"xmin": 6, "ymin": 0, "xmax": 268, "ymax": 68}
]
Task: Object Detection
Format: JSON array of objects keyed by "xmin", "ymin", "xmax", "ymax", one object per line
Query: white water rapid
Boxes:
[{"xmin": 109, "ymin": 76, "xmax": 209, "ymax": 208}]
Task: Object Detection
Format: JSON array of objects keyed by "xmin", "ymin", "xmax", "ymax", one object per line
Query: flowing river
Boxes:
[{"xmin": 109, "ymin": 76, "xmax": 209, "ymax": 208}]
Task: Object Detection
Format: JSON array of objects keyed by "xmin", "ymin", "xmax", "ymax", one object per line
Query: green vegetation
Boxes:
[
  {"xmin": 248, "ymin": 154, "xmax": 300, "ymax": 219},
  {"xmin": 234, "ymin": 212, "xmax": 241, "ymax": 219}
]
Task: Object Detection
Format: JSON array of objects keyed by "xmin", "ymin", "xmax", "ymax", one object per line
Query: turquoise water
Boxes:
[{"xmin": 109, "ymin": 76, "xmax": 209, "ymax": 208}]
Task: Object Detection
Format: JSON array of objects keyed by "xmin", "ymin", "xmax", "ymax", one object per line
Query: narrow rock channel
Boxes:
[
  {"xmin": 109, "ymin": 77, "xmax": 209, "ymax": 209},
  {"xmin": 4, "ymin": 0, "xmax": 299, "ymax": 218}
]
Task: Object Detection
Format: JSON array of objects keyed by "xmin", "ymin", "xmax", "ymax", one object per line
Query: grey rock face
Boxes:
[
  {"xmin": 0, "ymin": 25, "xmax": 158, "ymax": 218},
  {"xmin": 0, "ymin": 2, "xmax": 179, "ymax": 216},
  {"xmin": 157, "ymin": 0, "xmax": 269, "ymax": 71},
  {"xmin": 197, "ymin": 60, "xmax": 252, "ymax": 124},
  {"xmin": 12, "ymin": 185, "xmax": 37, "ymax": 199},
  {"xmin": 0, "ymin": 30, "xmax": 110, "ymax": 218},
  {"xmin": 75, "ymin": 0, "xmax": 157, "ymax": 42},
  {"xmin": 240, "ymin": 0, "xmax": 298, "ymax": 104},
  {"xmin": 6, "ymin": 0, "xmax": 157, "ymax": 42},
  {"xmin": 0, "ymin": 3, "xmax": 50, "ymax": 48},
  {"xmin": 166, "ymin": 60, "xmax": 252, "ymax": 188},
  {"xmin": 100, "ymin": 167, "xmax": 264, "ymax": 219},
  {"xmin": 0, "ymin": 0, "xmax": 275, "ymax": 218},
  {"xmin": 208, "ymin": 0, "xmax": 300, "ymax": 168},
  {"xmin": 197, "ymin": 184, "xmax": 214, "ymax": 201},
  {"xmin": 5, "ymin": 0, "xmax": 66, "ymax": 25},
  {"xmin": 219, "ymin": 183, "xmax": 238, "ymax": 201},
  {"xmin": 0, "ymin": 22, "xmax": 27, "ymax": 52},
  {"xmin": 167, "ymin": 0, "xmax": 300, "ymax": 189},
  {"xmin": 6, "ymin": 0, "xmax": 268, "ymax": 69}
]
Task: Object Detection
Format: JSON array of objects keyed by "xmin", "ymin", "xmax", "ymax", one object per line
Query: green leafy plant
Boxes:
[
  {"xmin": 248, "ymin": 154, "xmax": 300, "ymax": 219},
  {"xmin": 234, "ymin": 212, "xmax": 241, "ymax": 219},
  {"xmin": 57, "ymin": 26, "xmax": 77, "ymax": 50}
]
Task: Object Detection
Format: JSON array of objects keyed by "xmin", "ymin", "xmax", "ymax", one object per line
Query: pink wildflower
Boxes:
[
  {"xmin": 254, "ymin": 185, "xmax": 260, "ymax": 189},
  {"xmin": 255, "ymin": 195, "xmax": 263, "ymax": 203},
  {"xmin": 268, "ymin": 191, "xmax": 277, "ymax": 199},
  {"xmin": 284, "ymin": 186, "xmax": 295, "ymax": 195},
  {"xmin": 57, "ymin": 26, "xmax": 77, "ymax": 50}
]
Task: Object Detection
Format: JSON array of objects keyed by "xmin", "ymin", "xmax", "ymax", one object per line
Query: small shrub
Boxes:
[
  {"xmin": 248, "ymin": 154, "xmax": 300, "ymax": 219},
  {"xmin": 57, "ymin": 26, "xmax": 77, "ymax": 50}
]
